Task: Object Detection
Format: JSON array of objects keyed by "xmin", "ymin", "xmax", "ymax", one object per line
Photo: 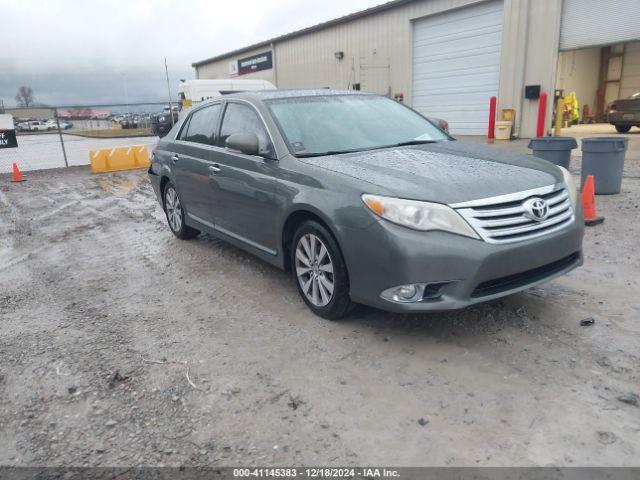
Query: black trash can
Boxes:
[
  {"xmin": 528, "ymin": 136, "xmax": 578, "ymax": 169},
  {"xmin": 581, "ymin": 137, "xmax": 628, "ymax": 194}
]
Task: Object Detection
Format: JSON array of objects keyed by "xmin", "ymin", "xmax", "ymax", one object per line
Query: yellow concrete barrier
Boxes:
[{"xmin": 90, "ymin": 145, "xmax": 150, "ymax": 173}]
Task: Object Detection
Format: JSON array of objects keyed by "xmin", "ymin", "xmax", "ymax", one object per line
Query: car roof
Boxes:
[{"xmin": 224, "ymin": 88, "xmax": 374, "ymax": 102}]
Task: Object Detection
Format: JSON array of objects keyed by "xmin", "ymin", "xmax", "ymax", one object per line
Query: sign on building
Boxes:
[
  {"xmin": 237, "ymin": 51, "xmax": 273, "ymax": 75},
  {"xmin": 228, "ymin": 60, "xmax": 239, "ymax": 77},
  {"xmin": 0, "ymin": 114, "xmax": 18, "ymax": 148}
]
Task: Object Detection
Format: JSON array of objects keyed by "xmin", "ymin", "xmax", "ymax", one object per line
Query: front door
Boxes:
[
  {"xmin": 209, "ymin": 101, "xmax": 281, "ymax": 255},
  {"xmin": 171, "ymin": 103, "xmax": 222, "ymax": 226}
]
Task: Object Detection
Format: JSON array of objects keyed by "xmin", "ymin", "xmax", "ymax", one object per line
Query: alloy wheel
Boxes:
[
  {"xmin": 295, "ymin": 233, "xmax": 335, "ymax": 307},
  {"xmin": 165, "ymin": 187, "xmax": 182, "ymax": 232}
]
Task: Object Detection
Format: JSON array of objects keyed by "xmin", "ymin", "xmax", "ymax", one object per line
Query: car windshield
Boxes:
[{"xmin": 266, "ymin": 94, "xmax": 449, "ymax": 156}]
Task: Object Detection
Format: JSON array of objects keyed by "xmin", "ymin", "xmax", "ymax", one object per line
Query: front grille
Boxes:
[
  {"xmin": 471, "ymin": 252, "xmax": 580, "ymax": 298},
  {"xmin": 454, "ymin": 185, "xmax": 574, "ymax": 244}
]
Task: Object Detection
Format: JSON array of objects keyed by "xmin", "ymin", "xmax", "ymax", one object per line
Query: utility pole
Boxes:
[
  {"xmin": 164, "ymin": 58, "xmax": 175, "ymax": 127},
  {"xmin": 54, "ymin": 108, "xmax": 69, "ymax": 167},
  {"xmin": 123, "ymin": 73, "xmax": 130, "ymax": 114}
]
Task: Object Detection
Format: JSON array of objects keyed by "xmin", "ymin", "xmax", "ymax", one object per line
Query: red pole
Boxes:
[
  {"xmin": 536, "ymin": 92, "xmax": 548, "ymax": 137},
  {"xmin": 488, "ymin": 96, "xmax": 497, "ymax": 139}
]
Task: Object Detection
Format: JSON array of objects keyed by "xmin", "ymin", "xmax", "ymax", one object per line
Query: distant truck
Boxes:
[
  {"xmin": 17, "ymin": 120, "xmax": 49, "ymax": 132},
  {"xmin": 177, "ymin": 79, "xmax": 276, "ymax": 120},
  {"xmin": 151, "ymin": 79, "xmax": 276, "ymax": 138},
  {"xmin": 150, "ymin": 105, "xmax": 179, "ymax": 138},
  {"xmin": 608, "ymin": 92, "xmax": 640, "ymax": 133},
  {"xmin": 178, "ymin": 79, "xmax": 275, "ymax": 108}
]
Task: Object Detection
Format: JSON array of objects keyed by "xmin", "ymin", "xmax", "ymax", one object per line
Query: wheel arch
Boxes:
[
  {"xmin": 159, "ymin": 175, "xmax": 171, "ymax": 208},
  {"xmin": 281, "ymin": 207, "xmax": 342, "ymax": 272}
]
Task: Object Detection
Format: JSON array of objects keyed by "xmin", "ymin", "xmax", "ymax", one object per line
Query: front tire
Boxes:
[
  {"xmin": 615, "ymin": 124, "xmax": 632, "ymax": 133},
  {"xmin": 292, "ymin": 221, "xmax": 353, "ymax": 320},
  {"xmin": 163, "ymin": 182, "xmax": 199, "ymax": 239}
]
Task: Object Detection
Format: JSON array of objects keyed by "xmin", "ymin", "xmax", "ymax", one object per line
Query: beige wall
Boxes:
[
  {"xmin": 620, "ymin": 41, "xmax": 640, "ymax": 98},
  {"xmin": 273, "ymin": 0, "xmax": 493, "ymax": 98},
  {"xmin": 555, "ymin": 47, "xmax": 600, "ymax": 114},
  {"xmin": 196, "ymin": 0, "xmax": 564, "ymax": 137},
  {"xmin": 196, "ymin": 0, "xmax": 488, "ymax": 100},
  {"xmin": 498, "ymin": 0, "xmax": 562, "ymax": 137}
]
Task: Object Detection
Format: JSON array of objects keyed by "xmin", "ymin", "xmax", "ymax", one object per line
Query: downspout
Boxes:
[
  {"xmin": 512, "ymin": 0, "xmax": 529, "ymax": 138},
  {"xmin": 271, "ymin": 42, "xmax": 278, "ymax": 87}
]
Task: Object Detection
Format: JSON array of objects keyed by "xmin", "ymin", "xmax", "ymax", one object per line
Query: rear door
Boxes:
[
  {"xmin": 171, "ymin": 103, "xmax": 222, "ymax": 226},
  {"xmin": 209, "ymin": 101, "xmax": 281, "ymax": 255}
]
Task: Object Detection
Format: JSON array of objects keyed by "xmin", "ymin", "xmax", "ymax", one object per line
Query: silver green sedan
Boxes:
[{"xmin": 149, "ymin": 90, "xmax": 584, "ymax": 319}]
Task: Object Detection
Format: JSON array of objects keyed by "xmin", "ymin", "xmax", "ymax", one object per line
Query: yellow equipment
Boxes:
[{"xmin": 564, "ymin": 92, "xmax": 579, "ymax": 125}]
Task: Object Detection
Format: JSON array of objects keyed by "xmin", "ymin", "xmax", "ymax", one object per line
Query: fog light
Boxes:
[
  {"xmin": 380, "ymin": 281, "xmax": 453, "ymax": 304},
  {"xmin": 396, "ymin": 284, "xmax": 417, "ymax": 300},
  {"xmin": 381, "ymin": 283, "xmax": 424, "ymax": 303}
]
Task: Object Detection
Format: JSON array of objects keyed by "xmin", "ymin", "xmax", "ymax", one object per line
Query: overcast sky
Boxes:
[{"xmin": 0, "ymin": 0, "xmax": 383, "ymax": 108}]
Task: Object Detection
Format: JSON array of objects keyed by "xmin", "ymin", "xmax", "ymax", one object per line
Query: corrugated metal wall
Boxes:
[
  {"xmin": 559, "ymin": 0, "xmax": 640, "ymax": 51},
  {"xmin": 198, "ymin": 0, "xmax": 487, "ymax": 106},
  {"xmin": 196, "ymin": 0, "xmax": 566, "ymax": 137},
  {"xmin": 621, "ymin": 41, "xmax": 640, "ymax": 99}
]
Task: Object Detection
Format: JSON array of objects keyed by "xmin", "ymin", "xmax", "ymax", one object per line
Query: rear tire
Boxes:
[
  {"xmin": 163, "ymin": 182, "xmax": 199, "ymax": 239},
  {"xmin": 291, "ymin": 220, "xmax": 354, "ymax": 320},
  {"xmin": 615, "ymin": 124, "xmax": 632, "ymax": 133}
]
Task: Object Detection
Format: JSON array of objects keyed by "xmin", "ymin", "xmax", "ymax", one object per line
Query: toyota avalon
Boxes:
[{"xmin": 149, "ymin": 90, "xmax": 584, "ymax": 319}]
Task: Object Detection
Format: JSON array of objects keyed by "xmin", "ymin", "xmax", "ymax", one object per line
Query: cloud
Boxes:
[{"xmin": 0, "ymin": 0, "xmax": 382, "ymax": 106}]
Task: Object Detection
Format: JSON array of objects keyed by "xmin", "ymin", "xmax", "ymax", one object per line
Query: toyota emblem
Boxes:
[{"xmin": 523, "ymin": 197, "xmax": 549, "ymax": 221}]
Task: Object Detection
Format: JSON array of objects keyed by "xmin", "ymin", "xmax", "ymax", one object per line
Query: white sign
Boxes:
[
  {"xmin": 0, "ymin": 114, "xmax": 18, "ymax": 148},
  {"xmin": 0, "ymin": 114, "xmax": 13, "ymax": 130},
  {"xmin": 228, "ymin": 60, "xmax": 238, "ymax": 77}
]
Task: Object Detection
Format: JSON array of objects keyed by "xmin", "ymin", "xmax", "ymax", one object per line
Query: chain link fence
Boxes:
[{"xmin": 0, "ymin": 102, "xmax": 177, "ymax": 174}]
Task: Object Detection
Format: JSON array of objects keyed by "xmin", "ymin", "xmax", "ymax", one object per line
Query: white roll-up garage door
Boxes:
[
  {"xmin": 412, "ymin": 0, "xmax": 503, "ymax": 135},
  {"xmin": 560, "ymin": 0, "xmax": 640, "ymax": 51}
]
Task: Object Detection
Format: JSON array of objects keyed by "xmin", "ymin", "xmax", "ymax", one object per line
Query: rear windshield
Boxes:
[{"xmin": 266, "ymin": 94, "xmax": 448, "ymax": 156}]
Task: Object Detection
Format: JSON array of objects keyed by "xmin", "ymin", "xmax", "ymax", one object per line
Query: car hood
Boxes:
[{"xmin": 299, "ymin": 140, "xmax": 561, "ymax": 204}]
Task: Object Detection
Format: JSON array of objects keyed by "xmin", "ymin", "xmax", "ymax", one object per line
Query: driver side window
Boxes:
[{"xmin": 219, "ymin": 102, "xmax": 273, "ymax": 157}]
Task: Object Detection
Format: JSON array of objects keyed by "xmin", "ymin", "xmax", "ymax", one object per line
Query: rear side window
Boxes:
[
  {"xmin": 177, "ymin": 117, "xmax": 191, "ymax": 140},
  {"xmin": 183, "ymin": 104, "xmax": 221, "ymax": 145},
  {"xmin": 219, "ymin": 103, "xmax": 272, "ymax": 156}
]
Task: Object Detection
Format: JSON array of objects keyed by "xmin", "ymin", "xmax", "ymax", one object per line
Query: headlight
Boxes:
[
  {"xmin": 362, "ymin": 194, "xmax": 479, "ymax": 239},
  {"xmin": 159, "ymin": 116, "xmax": 166, "ymax": 122},
  {"xmin": 558, "ymin": 166, "xmax": 578, "ymax": 207}
]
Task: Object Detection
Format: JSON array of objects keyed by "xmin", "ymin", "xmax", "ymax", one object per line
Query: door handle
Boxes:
[
  {"xmin": 171, "ymin": 154, "xmax": 179, "ymax": 163},
  {"xmin": 209, "ymin": 164, "xmax": 221, "ymax": 175}
]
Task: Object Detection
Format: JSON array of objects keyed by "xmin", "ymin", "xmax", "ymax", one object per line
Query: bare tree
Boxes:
[{"xmin": 15, "ymin": 86, "xmax": 34, "ymax": 108}]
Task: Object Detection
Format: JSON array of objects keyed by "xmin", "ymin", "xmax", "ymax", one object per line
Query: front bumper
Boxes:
[{"xmin": 338, "ymin": 205, "xmax": 584, "ymax": 313}]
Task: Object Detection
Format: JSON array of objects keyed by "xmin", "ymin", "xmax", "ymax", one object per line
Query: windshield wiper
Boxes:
[
  {"xmin": 295, "ymin": 140, "xmax": 438, "ymax": 157},
  {"xmin": 394, "ymin": 139, "xmax": 438, "ymax": 147},
  {"xmin": 295, "ymin": 148, "xmax": 368, "ymax": 157}
]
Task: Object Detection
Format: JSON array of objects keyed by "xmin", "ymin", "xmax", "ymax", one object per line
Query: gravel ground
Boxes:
[{"xmin": 0, "ymin": 160, "xmax": 639, "ymax": 467}]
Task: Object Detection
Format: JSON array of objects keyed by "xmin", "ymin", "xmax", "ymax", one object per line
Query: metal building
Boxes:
[{"xmin": 192, "ymin": 0, "xmax": 640, "ymax": 137}]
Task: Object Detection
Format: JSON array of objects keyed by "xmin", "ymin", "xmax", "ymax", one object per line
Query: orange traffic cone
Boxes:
[
  {"xmin": 581, "ymin": 175, "xmax": 603, "ymax": 226},
  {"xmin": 10, "ymin": 163, "xmax": 25, "ymax": 183}
]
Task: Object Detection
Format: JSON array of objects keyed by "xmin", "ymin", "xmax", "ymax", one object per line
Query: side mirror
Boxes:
[{"xmin": 225, "ymin": 133, "xmax": 259, "ymax": 156}]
